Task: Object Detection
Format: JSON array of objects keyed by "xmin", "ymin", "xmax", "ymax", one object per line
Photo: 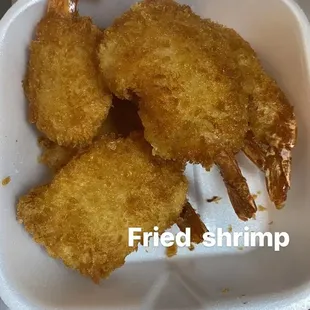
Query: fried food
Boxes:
[
  {"xmin": 207, "ymin": 21, "xmax": 297, "ymax": 207},
  {"xmin": 38, "ymin": 98, "xmax": 143, "ymax": 172},
  {"xmin": 197, "ymin": 20, "xmax": 297, "ymax": 208},
  {"xmin": 17, "ymin": 134, "xmax": 187, "ymax": 282},
  {"xmin": 99, "ymin": 0, "xmax": 257, "ymax": 220},
  {"xmin": 24, "ymin": 0, "xmax": 112, "ymax": 147},
  {"xmin": 38, "ymin": 137, "xmax": 77, "ymax": 172},
  {"xmin": 100, "ymin": 0, "xmax": 249, "ymax": 165},
  {"xmin": 176, "ymin": 202, "xmax": 208, "ymax": 244},
  {"xmin": 224, "ymin": 37, "xmax": 296, "ymax": 207},
  {"xmin": 37, "ymin": 113, "xmax": 116, "ymax": 172},
  {"xmin": 215, "ymin": 152, "xmax": 256, "ymax": 221}
]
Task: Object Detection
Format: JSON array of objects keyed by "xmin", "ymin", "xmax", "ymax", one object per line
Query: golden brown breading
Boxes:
[
  {"xmin": 208, "ymin": 22, "xmax": 296, "ymax": 150},
  {"xmin": 38, "ymin": 99, "xmax": 142, "ymax": 172},
  {"xmin": 37, "ymin": 113, "xmax": 116, "ymax": 172},
  {"xmin": 18, "ymin": 135, "xmax": 187, "ymax": 282},
  {"xmin": 207, "ymin": 22, "xmax": 296, "ymax": 207},
  {"xmin": 24, "ymin": 7, "xmax": 112, "ymax": 147},
  {"xmin": 99, "ymin": 0, "xmax": 250, "ymax": 167},
  {"xmin": 38, "ymin": 137, "xmax": 78, "ymax": 172}
]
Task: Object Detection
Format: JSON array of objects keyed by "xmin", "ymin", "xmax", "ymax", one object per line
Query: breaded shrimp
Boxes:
[
  {"xmin": 100, "ymin": 0, "xmax": 249, "ymax": 166},
  {"xmin": 17, "ymin": 134, "xmax": 187, "ymax": 282},
  {"xmin": 99, "ymin": 0, "xmax": 257, "ymax": 220},
  {"xmin": 38, "ymin": 98, "xmax": 142, "ymax": 172},
  {"xmin": 24, "ymin": 0, "xmax": 112, "ymax": 147},
  {"xmin": 204, "ymin": 20, "xmax": 297, "ymax": 208}
]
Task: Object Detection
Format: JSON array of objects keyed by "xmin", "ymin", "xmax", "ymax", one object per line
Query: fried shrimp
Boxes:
[
  {"xmin": 37, "ymin": 112, "xmax": 116, "ymax": 172},
  {"xmin": 24, "ymin": 0, "xmax": 112, "ymax": 147},
  {"xmin": 17, "ymin": 134, "xmax": 187, "ymax": 282},
  {"xmin": 38, "ymin": 137, "xmax": 78, "ymax": 172},
  {"xmin": 100, "ymin": 0, "xmax": 249, "ymax": 165},
  {"xmin": 204, "ymin": 20, "xmax": 297, "ymax": 208},
  {"xmin": 38, "ymin": 98, "xmax": 142, "ymax": 172},
  {"xmin": 99, "ymin": 0, "xmax": 297, "ymax": 217},
  {"xmin": 99, "ymin": 0, "xmax": 258, "ymax": 220}
]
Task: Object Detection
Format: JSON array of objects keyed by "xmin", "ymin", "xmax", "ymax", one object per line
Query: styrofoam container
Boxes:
[{"xmin": 0, "ymin": 0, "xmax": 310, "ymax": 309}]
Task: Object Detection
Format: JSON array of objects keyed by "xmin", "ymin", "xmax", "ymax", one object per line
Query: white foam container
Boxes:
[{"xmin": 0, "ymin": 0, "xmax": 310, "ymax": 309}]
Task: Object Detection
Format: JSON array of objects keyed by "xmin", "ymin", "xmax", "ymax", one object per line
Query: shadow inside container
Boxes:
[{"xmin": 0, "ymin": 0, "xmax": 11, "ymax": 19}]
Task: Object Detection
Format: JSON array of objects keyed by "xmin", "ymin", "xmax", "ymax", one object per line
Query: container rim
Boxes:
[{"xmin": 0, "ymin": 0, "xmax": 309, "ymax": 309}]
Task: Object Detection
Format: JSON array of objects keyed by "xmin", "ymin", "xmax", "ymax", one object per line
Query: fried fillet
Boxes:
[
  {"xmin": 18, "ymin": 135, "xmax": 187, "ymax": 282},
  {"xmin": 99, "ymin": 0, "xmax": 250, "ymax": 167},
  {"xmin": 24, "ymin": 10, "xmax": 112, "ymax": 147}
]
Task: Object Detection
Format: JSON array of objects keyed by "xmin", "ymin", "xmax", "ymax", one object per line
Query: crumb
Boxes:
[
  {"xmin": 221, "ymin": 288, "xmax": 230, "ymax": 293},
  {"xmin": 207, "ymin": 196, "xmax": 222, "ymax": 203},
  {"xmin": 252, "ymin": 213, "xmax": 256, "ymax": 220},
  {"xmin": 15, "ymin": 140, "xmax": 18, "ymax": 142},
  {"xmin": 188, "ymin": 243, "xmax": 195, "ymax": 251},
  {"xmin": 241, "ymin": 294, "xmax": 246, "ymax": 297},
  {"xmin": 228, "ymin": 225, "xmax": 233, "ymax": 233},
  {"xmin": 145, "ymin": 248, "xmax": 149, "ymax": 253},
  {"xmin": 237, "ymin": 247, "xmax": 244, "ymax": 251},
  {"xmin": 277, "ymin": 204, "xmax": 285, "ymax": 210},
  {"xmin": 251, "ymin": 194, "xmax": 258, "ymax": 200},
  {"xmin": 2, "ymin": 176, "xmax": 11, "ymax": 186},
  {"xmin": 243, "ymin": 302, "xmax": 248, "ymax": 305},
  {"xmin": 166, "ymin": 243, "xmax": 178, "ymax": 258},
  {"xmin": 257, "ymin": 191, "xmax": 261, "ymax": 195},
  {"xmin": 268, "ymin": 221, "xmax": 274, "ymax": 225},
  {"xmin": 180, "ymin": 236, "xmax": 186, "ymax": 243},
  {"xmin": 258, "ymin": 205, "xmax": 267, "ymax": 212}
]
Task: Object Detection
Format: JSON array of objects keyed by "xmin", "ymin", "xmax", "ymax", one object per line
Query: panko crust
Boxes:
[
  {"xmin": 38, "ymin": 136, "xmax": 78, "ymax": 172},
  {"xmin": 38, "ymin": 99, "xmax": 143, "ymax": 172},
  {"xmin": 24, "ymin": 12, "xmax": 112, "ymax": 147},
  {"xmin": 208, "ymin": 22, "xmax": 296, "ymax": 149},
  {"xmin": 17, "ymin": 134, "xmax": 187, "ymax": 282},
  {"xmin": 99, "ymin": 0, "xmax": 250, "ymax": 166}
]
